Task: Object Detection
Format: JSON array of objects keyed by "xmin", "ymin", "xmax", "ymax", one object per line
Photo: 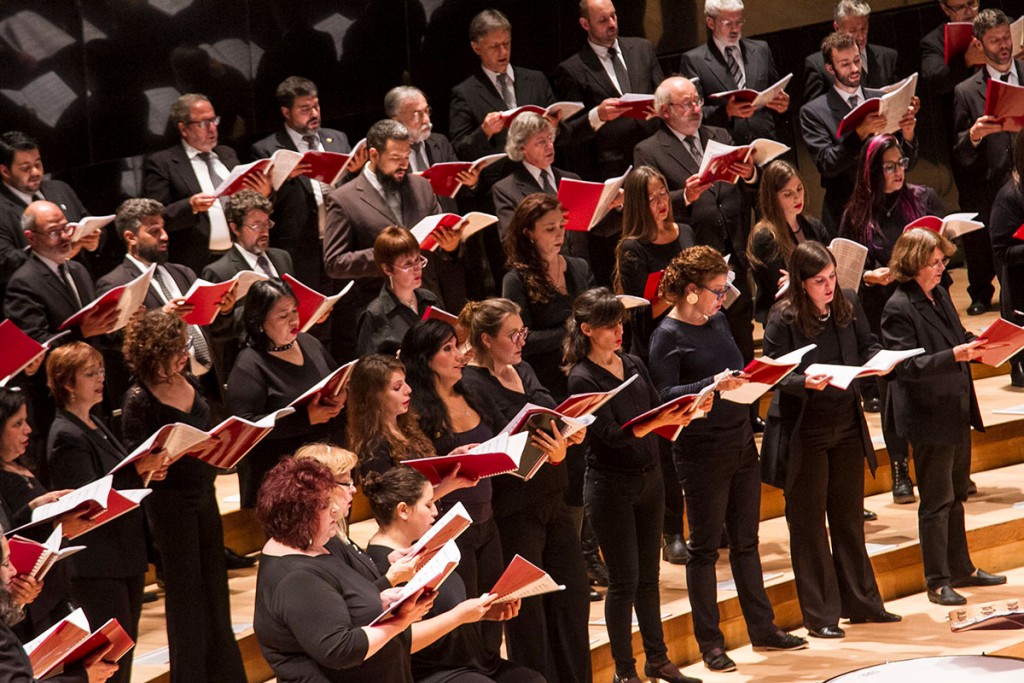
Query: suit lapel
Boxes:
[
  {"xmin": 473, "ymin": 70, "xmax": 509, "ymax": 112},
  {"xmin": 515, "ymin": 164, "xmax": 543, "ymax": 195},
  {"xmin": 740, "ymin": 40, "xmax": 761, "ymax": 89},
  {"xmin": 33, "ymin": 255, "xmax": 79, "ymax": 310},
  {"xmin": 267, "ymin": 249, "xmax": 290, "ymax": 276},
  {"xmin": 825, "ymin": 89, "xmax": 851, "ymax": 135},
  {"xmin": 355, "ymin": 174, "xmax": 399, "ymax": 224},
  {"xmin": 169, "ymin": 144, "xmax": 203, "ymax": 197},
  {"xmin": 911, "ymin": 288, "xmax": 960, "ymax": 348},
  {"xmin": 581, "ymin": 45, "xmax": 619, "ymax": 98},
  {"xmin": 704, "ymin": 41, "xmax": 736, "ymax": 91},
  {"xmin": 659, "ymin": 126, "xmax": 699, "ymax": 177}
]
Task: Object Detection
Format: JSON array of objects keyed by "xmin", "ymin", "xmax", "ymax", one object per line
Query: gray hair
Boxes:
[
  {"xmin": 834, "ymin": 0, "xmax": 871, "ymax": 22},
  {"xmin": 469, "ymin": 9, "xmax": 511, "ymax": 42},
  {"xmin": 973, "ymin": 8, "xmax": 1010, "ymax": 40},
  {"xmin": 168, "ymin": 93, "xmax": 210, "ymax": 128},
  {"xmin": 505, "ymin": 112, "xmax": 555, "ymax": 162},
  {"xmin": 20, "ymin": 209, "xmax": 36, "ymax": 232},
  {"xmin": 384, "ymin": 86, "xmax": 426, "ymax": 118},
  {"xmin": 115, "ymin": 198, "xmax": 165, "ymax": 235},
  {"xmin": 704, "ymin": 0, "xmax": 744, "ymax": 17},
  {"xmin": 366, "ymin": 119, "xmax": 410, "ymax": 154}
]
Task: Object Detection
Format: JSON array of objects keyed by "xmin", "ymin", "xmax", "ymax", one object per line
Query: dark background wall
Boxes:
[{"xmin": 0, "ymin": 0, "xmax": 1020, "ymax": 218}]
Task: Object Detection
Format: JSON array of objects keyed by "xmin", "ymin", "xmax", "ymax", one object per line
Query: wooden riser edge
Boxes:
[
  {"xmin": 142, "ymin": 632, "xmax": 272, "ymax": 683},
  {"xmin": 591, "ymin": 517, "xmax": 1024, "ymax": 681}
]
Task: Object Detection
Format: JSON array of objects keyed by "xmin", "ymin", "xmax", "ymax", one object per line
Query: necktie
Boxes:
[
  {"xmin": 607, "ymin": 46, "xmax": 632, "ymax": 94},
  {"xmin": 57, "ymin": 263, "xmax": 82, "ymax": 308},
  {"xmin": 685, "ymin": 136, "xmax": 703, "ymax": 164},
  {"xmin": 540, "ymin": 169, "xmax": 556, "ymax": 195},
  {"xmin": 302, "ymin": 134, "xmax": 319, "ymax": 152},
  {"xmin": 256, "ymin": 254, "xmax": 273, "ymax": 277},
  {"xmin": 1001, "ymin": 72, "xmax": 1011, "ymax": 83},
  {"xmin": 384, "ymin": 188, "xmax": 403, "ymax": 223},
  {"xmin": 33, "ymin": 192, "xmax": 44, "ymax": 202},
  {"xmin": 725, "ymin": 46, "xmax": 745, "ymax": 89},
  {"xmin": 412, "ymin": 142, "xmax": 430, "ymax": 173},
  {"xmin": 496, "ymin": 72, "xmax": 516, "ymax": 109},
  {"xmin": 848, "ymin": 95, "xmax": 859, "ymax": 110},
  {"xmin": 152, "ymin": 267, "xmax": 211, "ymax": 370},
  {"xmin": 198, "ymin": 152, "xmax": 224, "ymax": 190}
]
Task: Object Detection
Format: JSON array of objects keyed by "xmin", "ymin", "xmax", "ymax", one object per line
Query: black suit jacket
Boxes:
[
  {"xmin": 952, "ymin": 63, "xmax": 1022, "ymax": 219},
  {"xmin": 881, "ymin": 279, "xmax": 983, "ymax": 444},
  {"xmin": 920, "ymin": 23, "xmax": 975, "ymax": 97},
  {"xmin": 633, "ymin": 123, "xmax": 753, "ymax": 270},
  {"xmin": 803, "ymin": 44, "xmax": 899, "ymax": 103},
  {"xmin": 987, "ymin": 179, "xmax": 1024, "ymax": 317},
  {"xmin": 141, "ymin": 143, "xmax": 240, "ymax": 274},
  {"xmin": 555, "ymin": 37, "xmax": 664, "ymax": 179},
  {"xmin": 4, "ymin": 253, "xmax": 94, "ymax": 343},
  {"xmin": 799, "ymin": 87, "xmax": 918, "ymax": 231},
  {"xmin": 413, "ymin": 132, "xmax": 462, "ymax": 213},
  {"xmin": 250, "ymin": 128, "xmax": 350, "ymax": 290},
  {"xmin": 679, "ymin": 38, "xmax": 782, "ymax": 144},
  {"xmin": 0, "ymin": 619, "xmax": 88, "ymax": 682}
]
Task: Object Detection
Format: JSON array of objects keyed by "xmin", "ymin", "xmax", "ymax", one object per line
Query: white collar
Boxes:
[
  {"xmin": 987, "ymin": 63, "xmax": 1016, "ymax": 84},
  {"xmin": 233, "ymin": 243, "xmax": 265, "ymax": 269},
  {"xmin": 182, "ymin": 140, "xmax": 214, "ymax": 160},
  {"xmin": 4, "ymin": 182, "xmax": 35, "ymax": 206},
  {"xmin": 588, "ymin": 39, "xmax": 622, "ymax": 58},
  {"xmin": 482, "ymin": 64, "xmax": 515, "ymax": 83},
  {"xmin": 833, "ymin": 84, "xmax": 866, "ymax": 103},
  {"xmin": 712, "ymin": 36, "xmax": 741, "ymax": 58}
]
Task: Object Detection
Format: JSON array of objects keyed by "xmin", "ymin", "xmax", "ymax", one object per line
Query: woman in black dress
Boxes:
[
  {"xmin": 761, "ymin": 242, "xmax": 900, "ymax": 638},
  {"xmin": 459, "ymin": 297, "xmax": 591, "ymax": 683},
  {"xmin": 988, "ymin": 132, "xmax": 1024, "ymax": 385},
  {"xmin": 564, "ymin": 288, "xmax": 699, "ymax": 683},
  {"xmin": 120, "ymin": 311, "xmax": 247, "ymax": 683},
  {"xmin": 227, "ymin": 278, "xmax": 345, "ymax": 508},
  {"xmin": 649, "ymin": 247, "xmax": 806, "ymax": 673},
  {"xmin": 45, "ymin": 343, "xmax": 166, "ymax": 683},
  {"xmin": 362, "ymin": 466, "xmax": 541, "ymax": 683}
]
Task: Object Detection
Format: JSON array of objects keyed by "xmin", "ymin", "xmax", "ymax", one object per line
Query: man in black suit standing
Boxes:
[
  {"xmin": 555, "ymin": 0, "xmax": 663, "ymax": 180},
  {"xmin": 143, "ymin": 94, "xmax": 264, "ymax": 275},
  {"xmin": 800, "ymin": 31, "xmax": 918, "ymax": 232},
  {"xmin": 250, "ymin": 77, "xmax": 365, "ymax": 293},
  {"xmin": 953, "ymin": 9, "xmax": 1020, "ymax": 318},
  {"xmin": 921, "ymin": 0, "xmax": 983, "ymax": 106},
  {"xmin": 803, "ymin": 1, "xmax": 899, "ymax": 103},
  {"xmin": 680, "ymin": 0, "xmax": 791, "ymax": 146}
]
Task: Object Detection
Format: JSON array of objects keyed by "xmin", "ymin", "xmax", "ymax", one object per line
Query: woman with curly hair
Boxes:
[
  {"xmin": 502, "ymin": 192, "xmax": 595, "ymax": 399},
  {"xmin": 649, "ymin": 247, "xmax": 806, "ymax": 673},
  {"xmin": 120, "ymin": 310, "xmax": 247, "ymax": 683}
]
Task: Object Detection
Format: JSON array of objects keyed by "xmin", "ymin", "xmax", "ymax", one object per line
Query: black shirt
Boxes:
[{"xmin": 356, "ymin": 285, "xmax": 440, "ymax": 357}]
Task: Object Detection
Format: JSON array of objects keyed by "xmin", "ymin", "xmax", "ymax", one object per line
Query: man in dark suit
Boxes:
[
  {"xmin": 250, "ymin": 77, "xmax": 365, "ymax": 293},
  {"xmin": 920, "ymin": 0, "xmax": 983, "ymax": 102},
  {"xmin": 800, "ymin": 31, "xmax": 919, "ymax": 232},
  {"xmin": 554, "ymin": 0, "xmax": 664, "ymax": 180},
  {"xmin": 953, "ymin": 9, "xmax": 1020, "ymax": 316},
  {"xmin": 142, "ymin": 94, "xmax": 258, "ymax": 274},
  {"xmin": 323, "ymin": 119, "xmax": 463, "ymax": 361},
  {"xmin": 0, "ymin": 131, "xmax": 104, "ymax": 312},
  {"xmin": 634, "ymin": 75, "xmax": 757, "ymax": 364},
  {"xmin": 803, "ymin": 1, "xmax": 899, "ymax": 103},
  {"xmin": 679, "ymin": 0, "xmax": 791, "ymax": 146}
]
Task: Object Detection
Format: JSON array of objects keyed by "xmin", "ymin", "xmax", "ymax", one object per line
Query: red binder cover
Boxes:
[
  {"xmin": 282, "ymin": 274, "xmax": 352, "ymax": 333},
  {"xmin": 975, "ymin": 318, "xmax": 1024, "ymax": 367},
  {"xmin": 409, "ymin": 212, "xmax": 498, "ymax": 251},
  {"xmin": 403, "ymin": 451, "xmax": 519, "ymax": 485},
  {"xmin": 557, "ymin": 167, "xmax": 629, "ymax": 232},
  {"xmin": 1013, "ymin": 223, "xmax": 1024, "ymax": 241},
  {"xmin": 212, "ymin": 158, "xmax": 272, "ymax": 197},
  {"xmin": 616, "ymin": 93, "xmax": 655, "ymax": 120},
  {"xmin": 58, "ymin": 265, "xmax": 155, "ymax": 332},
  {"xmin": 984, "ymin": 78, "xmax": 1024, "ymax": 132},
  {"xmin": 421, "ymin": 305, "xmax": 459, "ymax": 327},
  {"xmin": 26, "ymin": 610, "xmax": 134, "ymax": 679},
  {"xmin": 288, "ymin": 360, "xmax": 356, "ymax": 408},
  {"xmin": 0, "ymin": 321, "xmax": 67, "ymax": 386},
  {"xmin": 944, "ymin": 22, "xmax": 975, "ymax": 65},
  {"xmin": 420, "ymin": 154, "xmax": 506, "ymax": 198},
  {"xmin": 836, "ymin": 97, "xmax": 882, "ymax": 138},
  {"xmin": 180, "ymin": 271, "xmax": 267, "ymax": 326},
  {"xmin": 621, "ymin": 381, "xmax": 717, "ymax": 441},
  {"xmin": 643, "ymin": 271, "xmax": 664, "ymax": 308},
  {"xmin": 499, "ymin": 101, "xmax": 585, "ymax": 127}
]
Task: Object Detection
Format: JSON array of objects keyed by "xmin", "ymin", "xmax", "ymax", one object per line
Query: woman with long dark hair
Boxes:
[
  {"xmin": 762, "ymin": 242, "xmax": 900, "ymax": 638},
  {"xmin": 989, "ymin": 131, "xmax": 1024, "ymax": 386}
]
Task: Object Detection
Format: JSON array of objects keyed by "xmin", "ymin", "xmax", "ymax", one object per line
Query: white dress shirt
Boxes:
[{"xmin": 183, "ymin": 141, "xmax": 232, "ymax": 251}]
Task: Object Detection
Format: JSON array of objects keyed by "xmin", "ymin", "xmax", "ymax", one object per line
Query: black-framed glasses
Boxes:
[
  {"xmin": 187, "ymin": 116, "xmax": 221, "ymax": 130},
  {"xmin": 943, "ymin": 0, "xmax": 978, "ymax": 16},
  {"xmin": 700, "ymin": 284, "xmax": 729, "ymax": 300},
  {"xmin": 881, "ymin": 157, "xmax": 911, "ymax": 175},
  {"xmin": 392, "ymin": 255, "xmax": 428, "ymax": 273}
]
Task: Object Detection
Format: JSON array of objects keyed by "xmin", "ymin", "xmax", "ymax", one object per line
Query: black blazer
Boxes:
[
  {"xmin": 46, "ymin": 410, "xmax": 148, "ymax": 579},
  {"xmin": 251, "ymin": 127, "xmax": 351, "ymax": 290},
  {"xmin": 952, "ymin": 62, "xmax": 1023, "ymax": 219},
  {"xmin": 554, "ymin": 37, "xmax": 664, "ymax": 179},
  {"xmin": 748, "ymin": 215, "xmax": 831, "ymax": 323},
  {"xmin": 920, "ymin": 23, "xmax": 975, "ymax": 97},
  {"xmin": 799, "ymin": 87, "xmax": 918, "ymax": 231},
  {"xmin": 679, "ymin": 38, "xmax": 783, "ymax": 144},
  {"xmin": 633, "ymin": 123, "xmax": 753, "ymax": 270},
  {"xmin": 803, "ymin": 43, "xmax": 899, "ymax": 103},
  {"xmin": 0, "ymin": 618, "xmax": 88, "ymax": 682},
  {"xmin": 990, "ymin": 179, "xmax": 1024, "ymax": 317},
  {"xmin": 881, "ymin": 279, "xmax": 984, "ymax": 444},
  {"xmin": 4, "ymin": 253, "xmax": 95, "ymax": 343},
  {"xmin": 760, "ymin": 290, "xmax": 877, "ymax": 490},
  {"xmin": 415, "ymin": 132, "xmax": 462, "ymax": 213},
  {"xmin": 141, "ymin": 143, "xmax": 240, "ymax": 274}
]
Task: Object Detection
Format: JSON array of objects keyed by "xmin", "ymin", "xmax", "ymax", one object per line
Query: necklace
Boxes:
[
  {"xmin": 818, "ymin": 309, "xmax": 831, "ymax": 322},
  {"xmin": 268, "ymin": 341, "xmax": 295, "ymax": 352},
  {"xmin": 883, "ymin": 195, "xmax": 900, "ymax": 217}
]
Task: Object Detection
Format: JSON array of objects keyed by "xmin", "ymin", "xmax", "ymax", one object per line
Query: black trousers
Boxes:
[
  {"xmin": 659, "ymin": 439, "xmax": 685, "ymax": 537},
  {"xmin": 71, "ymin": 573, "xmax": 145, "ymax": 683},
  {"xmin": 676, "ymin": 429, "xmax": 776, "ymax": 652},
  {"xmin": 586, "ymin": 466, "xmax": 667, "ymax": 674},
  {"xmin": 145, "ymin": 486, "xmax": 247, "ymax": 683},
  {"xmin": 785, "ymin": 410, "xmax": 885, "ymax": 628},
  {"xmin": 961, "ymin": 226, "xmax": 996, "ymax": 305},
  {"xmin": 497, "ymin": 495, "xmax": 591, "ymax": 683},
  {"xmin": 912, "ymin": 429, "xmax": 976, "ymax": 589},
  {"xmin": 452, "ymin": 516, "xmax": 505, "ymax": 658}
]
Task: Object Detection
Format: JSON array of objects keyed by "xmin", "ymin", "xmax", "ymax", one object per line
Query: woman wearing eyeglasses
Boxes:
[
  {"xmin": 881, "ymin": 228, "xmax": 1005, "ymax": 606},
  {"xmin": 356, "ymin": 227, "xmax": 442, "ymax": 357},
  {"xmin": 649, "ymin": 247, "xmax": 806, "ymax": 673},
  {"xmin": 839, "ymin": 134, "xmax": 944, "ymax": 505}
]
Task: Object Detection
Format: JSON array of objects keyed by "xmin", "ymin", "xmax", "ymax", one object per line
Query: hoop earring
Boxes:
[{"xmin": 685, "ymin": 292, "xmax": 699, "ymax": 305}]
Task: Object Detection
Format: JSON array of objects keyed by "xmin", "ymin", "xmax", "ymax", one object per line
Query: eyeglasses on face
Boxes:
[
  {"xmin": 391, "ymin": 255, "xmax": 428, "ymax": 273},
  {"xmin": 881, "ymin": 157, "xmax": 911, "ymax": 175},
  {"xmin": 700, "ymin": 283, "xmax": 729, "ymax": 300},
  {"xmin": 243, "ymin": 220, "xmax": 275, "ymax": 232},
  {"xmin": 187, "ymin": 116, "xmax": 221, "ymax": 130},
  {"xmin": 33, "ymin": 224, "xmax": 74, "ymax": 241}
]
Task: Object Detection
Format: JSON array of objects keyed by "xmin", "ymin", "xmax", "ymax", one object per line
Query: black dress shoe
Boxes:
[
  {"xmin": 927, "ymin": 584, "xmax": 967, "ymax": 605},
  {"xmin": 1012, "ymin": 362, "xmax": 1024, "ymax": 388},
  {"xmin": 847, "ymin": 611, "xmax": 902, "ymax": 624},
  {"xmin": 750, "ymin": 631, "xmax": 808, "ymax": 651},
  {"xmin": 807, "ymin": 624, "xmax": 845, "ymax": 639},
  {"xmin": 587, "ymin": 558, "xmax": 610, "ymax": 587},
  {"xmin": 891, "ymin": 458, "xmax": 916, "ymax": 504},
  {"xmin": 224, "ymin": 547, "xmax": 257, "ymax": 569},
  {"xmin": 589, "ymin": 587, "xmax": 603, "ymax": 602},
  {"xmin": 862, "ymin": 397, "xmax": 881, "ymax": 413},
  {"xmin": 663, "ymin": 534, "xmax": 688, "ymax": 565},
  {"xmin": 952, "ymin": 569, "xmax": 1007, "ymax": 587},
  {"xmin": 751, "ymin": 415, "xmax": 766, "ymax": 433},
  {"xmin": 967, "ymin": 301, "xmax": 988, "ymax": 316},
  {"xmin": 863, "ymin": 509, "xmax": 878, "ymax": 522},
  {"xmin": 967, "ymin": 479, "xmax": 978, "ymax": 496},
  {"xmin": 701, "ymin": 648, "xmax": 737, "ymax": 672},
  {"xmin": 645, "ymin": 658, "xmax": 703, "ymax": 682},
  {"xmin": 613, "ymin": 672, "xmax": 642, "ymax": 683}
]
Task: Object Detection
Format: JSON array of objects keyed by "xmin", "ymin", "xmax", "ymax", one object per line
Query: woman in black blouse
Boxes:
[
  {"xmin": 989, "ymin": 133, "xmax": 1024, "ymax": 386},
  {"xmin": 460, "ymin": 298, "xmax": 591, "ymax": 683},
  {"xmin": 564, "ymin": 288, "xmax": 700, "ymax": 683},
  {"xmin": 362, "ymin": 466, "xmax": 540, "ymax": 683},
  {"xmin": 762, "ymin": 242, "xmax": 900, "ymax": 638},
  {"xmin": 227, "ymin": 278, "xmax": 345, "ymax": 508},
  {"xmin": 649, "ymin": 248, "xmax": 806, "ymax": 673},
  {"xmin": 839, "ymin": 134, "xmax": 945, "ymax": 504},
  {"xmin": 502, "ymin": 193, "xmax": 595, "ymax": 399},
  {"xmin": 120, "ymin": 311, "xmax": 246, "ymax": 683},
  {"xmin": 747, "ymin": 160, "xmax": 831, "ymax": 324},
  {"xmin": 45, "ymin": 343, "xmax": 166, "ymax": 683},
  {"xmin": 356, "ymin": 227, "xmax": 441, "ymax": 357}
]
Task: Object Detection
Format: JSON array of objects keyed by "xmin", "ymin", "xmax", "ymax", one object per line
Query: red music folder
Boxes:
[
  {"xmin": 489, "ymin": 554, "xmax": 564, "ymax": 603},
  {"xmin": 621, "ymin": 381, "xmax": 719, "ymax": 441},
  {"xmin": 180, "ymin": 270, "xmax": 268, "ymax": 326},
  {"xmin": 409, "ymin": 212, "xmax": 498, "ymax": 250},
  {"xmin": 557, "ymin": 166, "xmax": 629, "ymax": 232},
  {"xmin": 288, "ymin": 360, "xmax": 356, "ymax": 408},
  {"xmin": 212, "ymin": 158, "xmax": 272, "ymax": 197},
  {"xmin": 25, "ymin": 608, "xmax": 134, "ymax": 679},
  {"xmin": 419, "ymin": 153, "xmax": 506, "ymax": 198},
  {"xmin": 282, "ymin": 274, "xmax": 353, "ymax": 333},
  {"xmin": 7, "ymin": 525, "xmax": 85, "ymax": 580},
  {"xmin": 616, "ymin": 93, "xmax": 655, "ymax": 120},
  {"xmin": 975, "ymin": 318, "xmax": 1024, "ymax": 367},
  {"xmin": 944, "ymin": 22, "xmax": 975, "ymax": 65},
  {"xmin": 268, "ymin": 149, "xmax": 353, "ymax": 190},
  {"xmin": 0, "ymin": 321, "xmax": 68, "ymax": 386},
  {"xmin": 23, "ymin": 475, "xmax": 151, "ymax": 540},
  {"xmin": 984, "ymin": 78, "xmax": 1024, "ymax": 132},
  {"xmin": 421, "ymin": 305, "xmax": 459, "ymax": 327},
  {"xmin": 59, "ymin": 264, "xmax": 155, "ymax": 332},
  {"xmin": 403, "ymin": 432, "xmax": 531, "ymax": 483},
  {"xmin": 499, "ymin": 101, "xmax": 584, "ymax": 127}
]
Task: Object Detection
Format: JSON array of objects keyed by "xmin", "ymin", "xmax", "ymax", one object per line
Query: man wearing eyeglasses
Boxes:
[
  {"xmin": 921, "ymin": 0, "xmax": 984, "ymax": 98},
  {"xmin": 679, "ymin": 0, "xmax": 791, "ymax": 147},
  {"xmin": 143, "ymin": 93, "xmax": 254, "ymax": 275},
  {"xmin": 952, "ymin": 9, "xmax": 1021, "ymax": 319}
]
